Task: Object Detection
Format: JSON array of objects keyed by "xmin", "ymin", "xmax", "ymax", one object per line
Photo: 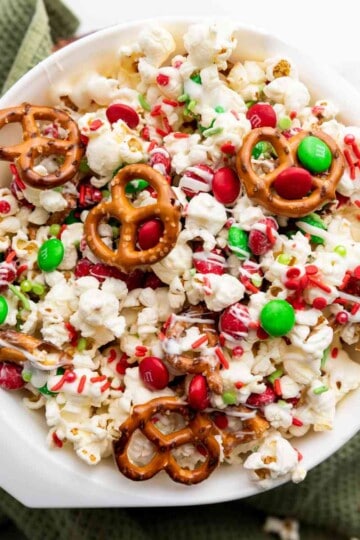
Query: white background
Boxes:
[{"xmin": 65, "ymin": 0, "xmax": 360, "ymax": 86}]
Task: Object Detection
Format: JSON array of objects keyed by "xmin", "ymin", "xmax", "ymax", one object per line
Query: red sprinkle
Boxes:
[
  {"xmin": 0, "ymin": 200, "xmax": 11, "ymax": 214},
  {"xmin": 312, "ymin": 297, "xmax": 327, "ymax": 310},
  {"xmin": 135, "ymin": 346, "xmax": 148, "ymax": 357},
  {"xmin": 308, "ymin": 276, "xmax": 331, "ymax": 293},
  {"xmin": 100, "ymin": 380, "xmax": 111, "ymax": 393},
  {"xmin": 156, "ymin": 73, "xmax": 170, "ymax": 86},
  {"xmin": 10, "ymin": 164, "xmax": 26, "ymax": 190},
  {"xmin": 89, "ymin": 119, "xmax": 103, "ymax": 131},
  {"xmin": 305, "ymin": 265, "xmax": 318, "ymax": 275},
  {"xmin": 286, "ymin": 267, "xmax": 301, "ymax": 279},
  {"xmin": 50, "ymin": 373, "xmax": 68, "ymax": 392},
  {"xmin": 235, "ymin": 381, "xmax": 244, "ymax": 389},
  {"xmin": 215, "ymin": 347, "xmax": 229, "ymax": 369},
  {"xmin": 292, "ymin": 417, "xmax": 303, "ymax": 427},
  {"xmin": 90, "ymin": 375, "xmax": 107, "ymax": 383},
  {"xmin": 344, "ymin": 134, "xmax": 355, "ymax": 145},
  {"xmin": 5, "ymin": 250, "xmax": 16, "ymax": 263},
  {"xmin": 274, "ymin": 379, "xmax": 282, "ymax": 396},
  {"xmin": 232, "ymin": 346, "xmax": 244, "ymax": 357},
  {"xmin": 289, "ymin": 111, "xmax": 297, "ymax": 120},
  {"xmin": 331, "ymin": 347, "xmax": 339, "ymax": 359},
  {"xmin": 162, "ymin": 98, "xmax": 178, "ymax": 107},
  {"xmin": 16, "ymin": 264, "xmax": 28, "ymax": 278},
  {"xmin": 220, "ymin": 142, "xmax": 236, "ymax": 155},
  {"xmin": 219, "ymin": 333, "xmax": 226, "ymax": 346},
  {"xmin": 107, "ymin": 349, "xmax": 117, "ymax": 363},
  {"xmin": 52, "ymin": 432, "xmax": 63, "ymax": 448},
  {"xmin": 64, "ymin": 371, "xmax": 77, "ymax": 383},
  {"xmin": 336, "ymin": 311, "xmax": 349, "ymax": 324},
  {"xmin": 296, "ymin": 449, "xmax": 303, "ymax": 462},
  {"xmin": 191, "ymin": 335, "xmax": 208, "ymax": 349},
  {"xmin": 173, "ymin": 132, "xmax": 189, "ymax": 138},
  {"xmin": 77, "ymin": 375, "xmax": 87, "ymax": 394},
  {"xmin": 351, "ymin": 303, "xmax": 360, "ymax": 315}
]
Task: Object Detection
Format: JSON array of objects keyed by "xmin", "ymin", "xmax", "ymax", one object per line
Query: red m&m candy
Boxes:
[
  {"xmin": 188, "ymin": 374, "xmax": 210, "ymax": 410},
  {"xmin": 212, "ymin": 167, "xmax": 241, "ymax": 205},
  {"xmin": 106, "ymin": 103, "xmax": 140, "ymax": 129},
  {"xmin": 138, "ymin": 219, "xmax": 164, "ymax": 250},
  {"xmin": 246, "ymin": 103, "xmax": 277, "ymax": 129},
  {"xmin": 139, "ymin": 356, "xmax": 169, "ymax": 390},
  {"xmin": 273, "ymin": 167, "xmax": 312, "ymax": 200}
]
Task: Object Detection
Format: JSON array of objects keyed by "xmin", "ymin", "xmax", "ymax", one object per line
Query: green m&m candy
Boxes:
[
  {"xmin": 297, "ymin": 136, "xmax": 332, "ymax": 174},
  {"xmin": 0, "ymin": 296, "xmax": 8, "ymax": 324},
  {"xmin": 125, "ymin": 179, "xmax": 149, "ymax": 194},
  {"xmin": 260, "ymin": 299, "xmax": 295, "ymax": 337},
  {"xmin": 228, "ymin": 226, "xmax": 250, "ymax": 259},
  {"xmin": 298, "ymin": 213, "xmax": 327, "ymax": 245},
  {"xmin": 37, "ymin": 238, "xmax": 64, "ymax": 272}
]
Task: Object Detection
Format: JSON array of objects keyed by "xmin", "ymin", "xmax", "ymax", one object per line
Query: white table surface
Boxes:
[{"xmin": 65, "ymin": 0, "xmax": 360, "ymax": 87}]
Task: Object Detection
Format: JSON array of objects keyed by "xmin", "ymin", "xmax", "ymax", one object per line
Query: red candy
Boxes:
[
  {"xmin": 212, "ymin": 167, "xmax": 241, "ymax": 205},
  {"xmin": 248, "ymin": 217, "xmax": 278, "ymax": 256},
  {"xmin": 139, "ymin": 356, "xmax": 169, "ymax": 390},
  {"xmin": 213, "ymin": 412, "xmax": 228, "ymax": 430},
  {"xmin": 246, "ymin": 385, "xmax": 276, "ymax": 408},
  {"xmin": 106, "ymin": 103, "xmax": 140, "ymax": 129},
  {"xmin": 180, "ymin": 164, "xmax": 214, "ymax": 198},
  {"xmin": 149, "ymin": 147, "xmax": 171, "ymax": 176},
  {"xmin": 188, "ymin": 374, "xmax": 210, "ymax": 410},
  {"xmin": 273, "ymin": 167, "xmax": 312, "ymax": 200},
  {"xmin": 0, "ymin": 362, "xmax": 25, "ymax": 390},
  {"xmin": 156, "ymin": 73, "xmax": 170, "ymax": 86},
  {"xmin": 137, "ymin": 219, "xmax": 164, "ymax": 250},
  {"xmin": 219, "ymin": 303, "xmax": 251, "ymax": 340},
  {"xmin": 144, "ymin": 272, "xmax": 165, "ymax": 289},
  {"xmin": 246, "ymin": 103, "xmax": 277, "ymax": 129},
  {"xmin": 0, "ymin": 200, "xmax": 11, "ymax": 214},
  {"xmin": 193, "ymin": 247, "xmax": 226, "ymax": 275}
]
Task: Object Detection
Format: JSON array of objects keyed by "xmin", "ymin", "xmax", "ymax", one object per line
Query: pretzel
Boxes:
[
  {"xmin": 0, "ymin": 329, "xmax": 71, "ymax": 367},
  {"xmin": 236, "ymin": 127, "xmax": 345, "ymax": 217},
  {"xmin": 164, "ymin": 305, "xmax": 223, "ymax": 394},
  {"xmin": 218, "ymin": 407, "xmax": 270, "ymax": 458},
  {"xmin": 84, "ymin": 164, "xmax": 181, "ymax": 271},
  {"xmin": 0, "ymin": 103, "xmax": 84, "ymax": 189},
  {"xmin": 113, "ymin": 396, "xmax": 221, "ymax": 485}
]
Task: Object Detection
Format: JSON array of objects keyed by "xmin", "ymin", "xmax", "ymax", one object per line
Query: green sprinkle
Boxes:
[
  {"xmin": 38, "ymin": 384, "xmax": 57, "ymax": 397},
  {"xmin": 215, "ymin": 105, "xmax": 225, "ymax": 113},
  {"xmin": 267, "ymin": 368, "xmax": 283, "ymax": 384},
  {"xmin": 246, "ymin": 101, "xmax": 256, "ymax": 109},
  {"xmin": 125, "ymin": 179, "xmax": 149, "ymax": 194},
  {"xmin": 313, "ymin": 385, "xmax": 329, "ymax": 395},
  {"xmin": 199, "ymin": 119, "xmax": 215, "ymax": 133},
  {"xmin": 77, "ymin": 337, "xmax": 87, "ymax": 352},
  {"xmin": 203, "ymin": 127, "xmax": 223, "ymax": 138},
  {"xmin": 277, "ymin": 254, "xmax": 292, "ymax": 265},
  {"xmin": 178, "ymin": 93, "xmax": 190, "ymax": 103},
  {"xmin": 321, "ymin": 347, "xmax": 330, "ymax": 369},
  {"xmin": 189, "ymin": 268, "xmax": 196, "ymax": 276},
  {"xmin": 8, "ymin": 284, "xmax": 30, "ymax": 311},
  {"xmin": 222, "ymin": 391, "xmax": 237, "ymax": 405},
  {"xmin": 79, "ymin": 158, "xmax": 91, "ymax": 173},
  {"xmin": 49, "ymin": 224, "xmax": 61, "ymax": 237},
  {"xmin": 278, "ymin": 116, "xmax": 292, "ymax": 130},
  {"xmin": 334, "ymin": 245, "xmax": 347, "ymax": 257},
  {"xmin": 22, "ymin": 371, "xmax": 32, "ymax": 382},
  {"xmin": 32, "ymin": 282, "xmax": 45, "ymax": 296},
  {"xmin": 56, "ymin": 367, "xmax": 65, "ymax": 375},
  {"xmin": 101, "ymin": 190, "xmax": 110, "ymax": 199},
  {"xmin": 190, "ymin": 73, "xmax": 202, "ymax": 84},
  {"xmin": 251, "ymin": 273, "xmax": 262, "ymax": 287},
  {"xmin": 138, "ymin": 94, "xmax": 151, "ymax": 111},
  {"xmin": 187, "ymin": 99, "xmax": 197, "ymax": 112},
  {"xmin": 20, "ymin": 280, "xmax": 32, "ymax": 293}
]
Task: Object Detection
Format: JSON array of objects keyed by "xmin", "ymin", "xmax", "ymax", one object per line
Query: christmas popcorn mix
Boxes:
[{"xmin": 0, "ymin": 21, "xmax": 359, "ymax": 487}]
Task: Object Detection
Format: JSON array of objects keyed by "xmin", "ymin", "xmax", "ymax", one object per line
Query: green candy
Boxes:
[
  {"xmin": 49, "ymin": 224, "xmax": 61, "ymax": 237},
  {"xmin": 278, "ymin": 116, "xmax": 292, "ymax": 130},
  {"xmin": 125, "ymin": 179, "xmax": 149, "ymax": 194},
  {"xmin": 214, "ymin": 105, "xmax": 225, "ymax": 113},
  {"xmin": 32, "ymin": 282, "xmax": 45, "ymax": 296},
  {"xmin": 298, "ymin": 213, "xmax": 327, "ymax": 245},
  {"xmin": 297, "ymin": 136, "xmax": 332, "ymax": 173},
  {"xmin": 222, "ymin": 391, "xmax": 237, "ymax": 405},
  {"xmin": 38, "ymin": 384, "xmax": 57, "ymax": 397},
  {"xmin": 0, "ymin": 296, "xmax": 8, "ymax": 324},
  {"xmin": 64, "ymin": 210, "xmax": 81, "ymax": 225},
  {"xmin": 228, "ymin": 226, "xmax": 250, "ymax": 259},
  {"xmin": 260, "ymin": 299, "xmax": 295, "ymax": 337},
  {"xmin": 37, "ymin": 238, "xmax": 64, "ymax": 272},
  {"xmin": 20, "ymin": 280, "xmax": 32, "ymax": 293},
  {"xmin": 190, "ymin": 73, "xmax": 202, "ymax": 84}
]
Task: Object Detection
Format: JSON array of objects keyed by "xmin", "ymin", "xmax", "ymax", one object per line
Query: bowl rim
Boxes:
[{"xmin": 0, "ymin": 17, "xmax": 360, "ymax": 508}]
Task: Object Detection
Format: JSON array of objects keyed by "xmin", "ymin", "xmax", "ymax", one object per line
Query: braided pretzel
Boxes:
[
  {"xmin": 219, "ymin": 407, "xmax": 270, "ymax": 458},
  {"xmin": 113, "ymin": 397, "xmax": 220, "ymax": 485},
  {"xmin": 0, "ymin": 103, "xmax": 84, "ymax": 189},
  {"xmin": 84, "ymin": 164, "xmax": 181, "ymax": 271},
  {"xmin": 164, "ymin": 305, "xmax": 223, "ymax": 394},
  {"xmin": 0, "ymin": 330, "xmax": 71, "ymax": 366},
  {"xmin": 236, "ymin": 127, "xmax": 345, "ymax": 217}
]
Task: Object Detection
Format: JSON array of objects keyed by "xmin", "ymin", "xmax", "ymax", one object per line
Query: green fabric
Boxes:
[{"xmin": 0, "ymin": 2, "xmax": 359, "ymax": 539}]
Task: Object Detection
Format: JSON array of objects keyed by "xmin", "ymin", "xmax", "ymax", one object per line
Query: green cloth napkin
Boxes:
[{"xmin": 0, "ymin": 1, "xmax": 359, "ymax": 538}]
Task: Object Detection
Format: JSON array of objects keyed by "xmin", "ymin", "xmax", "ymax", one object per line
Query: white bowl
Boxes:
[{"xmin": 0, "ymin": 17, "xmax": 360, "ymax": 508}]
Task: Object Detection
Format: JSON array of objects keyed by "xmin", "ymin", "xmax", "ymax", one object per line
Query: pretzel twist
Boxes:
[
  {"xmin": 113, "ymin": 397, "xmax": 220, "ymax": 485},
  {"xmin": 236, "ymin": 127, "xmax": 345, "ymax": 217},
  {"xmin": 164, "ymin": 305, "xmax": 223, "ymax": 394},
  {"xmin": 0, "ymin": 103, "xmax": 84, "ymax": 188},
  {"xmin": 0, "ymin": 330, "xmax": 71, "ymax": 366},
  {"xmin": 84, "ymin": 164, "xmax": 181, "ymax": 271}
]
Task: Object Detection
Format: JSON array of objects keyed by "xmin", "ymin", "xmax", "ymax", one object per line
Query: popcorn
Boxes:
[{"xmin": 185, "ymin": 193, "xmax": 227, "ymax": 235}]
